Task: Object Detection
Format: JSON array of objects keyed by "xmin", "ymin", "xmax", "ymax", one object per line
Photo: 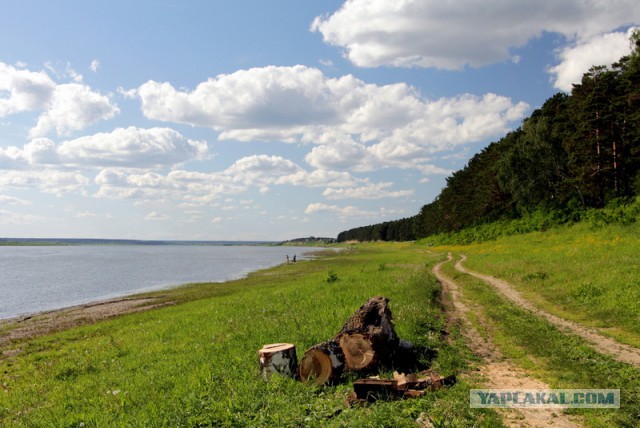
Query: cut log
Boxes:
[
  {"xmin": 338, "ymin": 333, "xmax": 375, "ymax": 370},
  {"xmin": 258, "ymin": 343, "xmax": 298, "ymax": 380},
  {"xmin": 299, "ymin": 341, "xmax": 345, "ymax": 385},
  {"xmin": 336, "ymin": 296, "xmax": 399, "ymax": 371}
]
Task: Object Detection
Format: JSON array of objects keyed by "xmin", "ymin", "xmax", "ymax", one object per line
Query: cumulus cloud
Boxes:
[
  {"xmin": 0, "ymin": 62, "xmax": 55, "ymax": 116},
  {"xmin": 549, "ymin": 27, "xmax": 637, "ymax": 91},
  {"xmin": 135, "ymin": 65, "xmax": 527, "ymax": 173},
  {"xmin": 311, "ymin": 0, "xmax": 640, "ymax": 69},
  {"xmin": 322, "ymin": 182, "xmax": 414, "ymax": 200},
  {"xmin": 304, "ymin": 202, "xmax": 404, "ymax": 220},
  {"xmin": 0, "ymin": 169, "xmax": 89, "ymax": 196},
  {"xmin": 304, "ymin": 203, "xmax": 374, "ymax": 218},
  {"xmin": 4, "ymin": 127, "xmax": 209, "ymax": 169},
  {"xmin": 29, "ymin": 83, "xmax": 119, "ymax": 138},
  {"xmin": 0, "ymin": 61, "xmax": 118, "ymax": 137},
  {"xmin": 93, "ymin": 154, "xmax": 369, "ymax": 204}
]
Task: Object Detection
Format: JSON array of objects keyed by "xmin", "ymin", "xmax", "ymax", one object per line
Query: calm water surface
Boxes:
[{"xmin": 0, "ymin": 245, "xmax": 318, "ymax": 319}]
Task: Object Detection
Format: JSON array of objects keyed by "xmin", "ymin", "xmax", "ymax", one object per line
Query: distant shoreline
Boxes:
[{"xmin": 0, "ymin": 237, "xmax": 279, "ymax": 246}]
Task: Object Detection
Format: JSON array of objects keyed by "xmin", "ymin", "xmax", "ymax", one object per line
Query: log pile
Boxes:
[
  {"xmin": 259, "ymin": 296, "xmax": 456, "ymax": 401},
  {"xmin": 299, "ymin": 296, "xmax": 400, "ymax": 384}
]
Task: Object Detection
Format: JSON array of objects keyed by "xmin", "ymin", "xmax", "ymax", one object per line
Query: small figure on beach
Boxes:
[
  {"xmin": 286, "ymin": 255, "xmax": 290, "ymax": 263},
  {"xmin": 293, "ymin": 254, "xmax": 297, "ymax": 263}
]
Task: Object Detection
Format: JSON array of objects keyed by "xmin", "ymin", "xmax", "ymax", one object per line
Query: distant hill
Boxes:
[{"xmin": 278, "ymin": 237, "xmax": 336, "ymax": 246}]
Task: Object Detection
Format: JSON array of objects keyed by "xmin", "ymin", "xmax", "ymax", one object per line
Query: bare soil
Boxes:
[
  {"xmin": 434, "ymin": 254, "xmax": 582, "ymax": 428},
  {"xmin": 0, "ymin": 296, "xmax": 174, "ymax": 354},
  {"xmin": 456, "ymin": 255, "xmax": 640, "ymax": 369}
]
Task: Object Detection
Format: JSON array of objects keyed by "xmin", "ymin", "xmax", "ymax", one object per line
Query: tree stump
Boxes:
[
  {"xmin": 336, "ymin": 296, "xmax": 399, "ymax": 371},
  {"xmin": 298, "ymin": 341, "xmax": 345, "ymax": 385},
  {"xmin": 258, "ymin": 343, "xmax": 298, "ymax": 380}
]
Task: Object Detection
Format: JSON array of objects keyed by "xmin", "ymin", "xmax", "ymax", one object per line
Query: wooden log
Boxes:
[
  {"xmin": 338, "ymin": 333, "xmax": 375, "ymax": 370},
  {"xmin": 336, "ymin": 296, "xmax": 399, "ymax": 371},
  {"xmin": 258, "ymin": 343, "xmax": 298, "ymax": 380},
  {"xmin": 298, "ymin": 341, "xmax": 345, "ymax": 385}
]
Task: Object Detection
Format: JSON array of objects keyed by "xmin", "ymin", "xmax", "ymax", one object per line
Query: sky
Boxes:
[{"xmin": 1, "ymin": 1, "xmax": 639, "ymax": 241}]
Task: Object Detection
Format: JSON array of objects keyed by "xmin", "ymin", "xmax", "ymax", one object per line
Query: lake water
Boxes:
[{"xmin": 0, "ymin": 245, "xmax": 319, "ymax": 319}]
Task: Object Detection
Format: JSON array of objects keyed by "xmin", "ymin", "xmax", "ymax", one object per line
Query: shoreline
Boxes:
[
  {"xmin": 1, "ymin": 245, "xmax": 331, "ymax": 322},
  {"xmin": 0, "ymin": 248, "xmax": 334, "ymax": 350},
  {"xmin": 0, "ymin": 294, "xmax": 175, "ymax": 349}
]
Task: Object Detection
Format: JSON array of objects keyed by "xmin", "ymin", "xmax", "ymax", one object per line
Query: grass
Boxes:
[
  {"xmin": 439, "ymin": 256, "xmax": 640, "ymax": 428},
  {"xmin": 0, "ymin": 243, "xmax": 502, "ymax": 427},
  {"xmin": 436, "ymin": 222, "xmax": 640, "ymax": 348}
]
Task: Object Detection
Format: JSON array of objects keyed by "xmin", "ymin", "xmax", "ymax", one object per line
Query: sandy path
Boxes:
[
  {"xmin": 434, "ymin": 255, "xmax": 582, "ymax": 428},
  {"xmin": 456, "ymin": 255, "xmax": 640, "ymax": 369}
]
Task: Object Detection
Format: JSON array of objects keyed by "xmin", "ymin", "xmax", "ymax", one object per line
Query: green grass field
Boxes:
[
  {"xmin": 0, "ymin": 244, "xmax": 501, "ymax": 427},
  {"xmin": 440, "ymin": 222, "xmax": 640, "ymax": 348},
  {"xmin": 439, "ymin": 257, "xmax": 640, "ymax": 428},
  {"xmin": 3, "ymin": 221, "xmax": 639, "ymax": 427}
]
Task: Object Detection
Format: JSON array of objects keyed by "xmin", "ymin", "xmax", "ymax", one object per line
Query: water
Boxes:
[{"xmin": 0, "ymin": 245, "xmax": 318, "ymax": 319}]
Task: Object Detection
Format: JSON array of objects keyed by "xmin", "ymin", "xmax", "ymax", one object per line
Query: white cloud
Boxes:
[
  {"xmin": 145, "ymin": 211, "xmax": 171, "ymax": 221},
  {"xmin": 93, "ymin": 154, "xmax": 365, "ymax": 203},
  {"xmin": 0, "ymin": 195, "xmax": 30, "ymax": 205},
  {"xmin": 137, "ymin": 65, "xmax": 337, "ymax": 131},
  {"xmin": 304, "ymin": 203, "xmax": 374, "ymax": 218},
  {"xmin": 311, "ymin": 0, "xmax": 640, "ymax": 69},
  {"xmin": 549, "ymin": 27, "xmax": 637, "ymax": 91},
  {"xmin": 5, "ymin": 127, "xmax": 209, "ymax": 169},
  {"xmin": 29, "ymin": 83, "xmax": 119, "ymax": 138},
  {"xmin": 223, "ymin": 154, "xmax": 302, "ymax": 185},
  {"xmin": 0, "ymin": 169, "xmax": 89, "ymax": 196},
  {"xmin": 0, "ymin": 61, "xmax": 118, "ymax": 137},
  {"xmin": 136, "ymin": 66, "xmax": 527, "ymax": 173},
  {"xmin": 0, "ymin": 62, "xmax": 55, "ymax": 116},
  {"xmin": 90, "ymin": 59, "xmax": 101, "ymax": 73},
  {"xmin": 0, "ymin": 208, "xmax": 45, "ymax": 225},
  {"xmin": 0, "ymin": 145, "xmax": 28, "ymax": 169},
  {"xmin": 57, "ymin": 127, "xmax": 208, "ymax": 167},
  {"xmin": 322, "ymin": 182, "xmax": 414, "ymax": 200}
]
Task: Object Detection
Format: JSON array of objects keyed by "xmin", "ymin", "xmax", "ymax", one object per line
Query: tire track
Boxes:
[
  {"xmin": 433, "ymin": 255, "xmax": 582, "ymax": 428},
  {"xmin": 456, "ymin": 255, "xmax": 640, "ymax": 369}
]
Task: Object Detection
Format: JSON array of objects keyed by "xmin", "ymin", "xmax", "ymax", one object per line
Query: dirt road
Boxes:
[
  {"xmin": 433, "ymin": 255, "xmax": 582, "ymax": 428},
  {"xmin": 456, "ymin": 255, "xmax": 640, "ymax": 369}
]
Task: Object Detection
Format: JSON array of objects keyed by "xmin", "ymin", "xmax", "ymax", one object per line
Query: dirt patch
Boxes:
[
  {"xmin": 0, "ymin": 296, "xmax": 174, "ymax": 352},
  {"xmin": 456, "ymin": 255, "xmax": 640, "ymax": 369},
  {"xmin": 434, "ymin": 254, "xmax": 582, "ymax": 428}
]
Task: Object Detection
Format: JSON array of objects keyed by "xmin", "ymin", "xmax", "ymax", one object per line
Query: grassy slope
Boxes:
[
  {"xmin": 433, "ymin": 221, "xmax": 640, "ymax": 427},
  {"xmin": 438, "ymin": 222, "xmax": 640, "ymax": 348},
  {"xmin": 439, "ymin": 258, "xmax": 640, "ymax": 428},
  {"xmin": 0, "ymin": 243, "xmax": 501, "ymax": 427}
]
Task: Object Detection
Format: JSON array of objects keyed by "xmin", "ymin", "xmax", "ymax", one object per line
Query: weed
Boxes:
[{"xmin": 326, "ymin": 271, "xmax": 339, "ymax": 283}]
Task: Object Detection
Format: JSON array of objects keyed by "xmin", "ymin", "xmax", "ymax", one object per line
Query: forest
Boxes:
[{"xmin": 337, "ymin": 31, "xmax": 640, "ymax": 243}]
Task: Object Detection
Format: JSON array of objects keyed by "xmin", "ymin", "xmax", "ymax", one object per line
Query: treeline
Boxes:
[{"xmin": 337, "ymin": 30, "xmax": 640, "ymax": 243}]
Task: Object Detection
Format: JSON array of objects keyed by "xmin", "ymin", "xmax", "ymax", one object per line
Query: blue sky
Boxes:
[{"xmin": 1, "ymin": 1, "xmax": 638, "ymax": 241}]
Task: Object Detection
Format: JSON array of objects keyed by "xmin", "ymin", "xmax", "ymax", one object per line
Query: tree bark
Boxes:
[{"xmin": 258, "ymin": 343, "xmax": 298, "ymax": 380}]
